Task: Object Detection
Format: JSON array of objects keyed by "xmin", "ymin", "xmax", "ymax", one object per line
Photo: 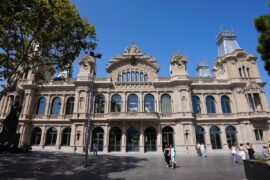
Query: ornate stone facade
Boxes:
[{"xmin": 0, "ymin": 32, "xmax": 269, "ymax": 154}]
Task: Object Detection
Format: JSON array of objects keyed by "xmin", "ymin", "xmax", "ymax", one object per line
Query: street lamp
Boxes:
[{"xmin": 84, "ymin": 52, "xmax": 101, "ymax": 168}]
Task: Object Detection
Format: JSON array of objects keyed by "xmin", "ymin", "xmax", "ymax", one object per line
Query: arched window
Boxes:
[
  {"xmin": 221, "ymin": 95, "xmax": 231, "ymax": 113},
  {"xmin": 206, "ymin": 96, "xmax": 216, "ymax": 114},
  {"xmin": 31, "ymin": 127, "xmax": 42, "ymax": 145},
  {"xmin": 226, "ymin": 126, "xmax": 237, "ymax": 148},
  {"xmin": 95, "ymin": 95, "xmax": 105, "ymax": 113},
  {"xmin": 36, "ymin": 97, "xmax": 46, "ymax": 115},
  {"xmin": 122, "ymin": 73, "xmax": 127, "ymax": 82},
  {"xmin": 210, "ymin": 126, "xmax": 221, "ymax": 149},
  {"xmin": 61, "ymin": 127, "xmax": 71, "ymax": 146},
  {"xmin": 195, "ymin": 126, "xmax": 205, "ymax": 144},
  {"xmin": 51, "ymin": 97, "xmax": 61, "ymax": 115},
  {"xmin": 65, "ymin": 97, "xmax": 74, "ymax": 115},
  {"xmin": 192, "ymin": 96, "xmax": 201, "ymax": 115},
  {"xmin": 144, "ymin": 74, "xmax": 148, "ymax": 81},
  {"xmin": 140, "ymin": 72, "xmax": 143, "ymax": 81},
  {"xmin": 144, "ymin": 127, "xmax": 157, "ymax": 152},
  {"xmin": 131, "ymin": 71, "xmax": 135, "ymax": 81},
  {"xmin": 118, "ymin": 74, "xmax": 122, "ymax": 82},
  {"xmin": 111, "ymin": 94, "xmax": 121, "ymax": 112},
  {"xmin": 91, "ymin": 127, "xmax": 104, "ymax": 151},
  {"xmin": 144, "ymin": 94, "xmax": 155, "ymax": 112},
  {"xmin": 128, "ymin": 94, "xmax": 138, "ymax": 112},
  {"xmin": 135, "ymin": 72, "xmax": 139, "ymax": 81},
  {"xmin": 127, "ymin": 72, "xmax": 130, "ymax": 82},
  {"xmin": 109, "ymin": 127, "xmax": 122, "ymax": 152},
  {"xmin": 161, "ymin": 94, "xmax": 171, "ymax": 113},
  {"xmin": 254, "ymin": 93, "xmax": 263, "ymax": 111},
  {"xmin": 46, "ymin": 127, "xmax": 57, "ymax": 145}
]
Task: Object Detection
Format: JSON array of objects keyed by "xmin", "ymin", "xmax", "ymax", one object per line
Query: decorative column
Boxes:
[
  {"xmin": 60, "ymin": 96, "xmax": 66, "ymax": 116},
  {"xmin": 235, "ymin": 125, "xmax": 243, "ymax": 145},
  {"xmin": 220, "ymin": 125, "xmax": 229, "ymax": 150},
  {"xmin": 215, "ymin": 94, "xmax": 221, "ymax": 114},
  {"xmin": 156, "ymin": 124, "xmax": 162, "ymax": 152},
  {"xmin": 200, "ymin": 94, "xmax": 205, "ymax": 114},
  {"xmin": 45, "ymin": 95, "xmax": 52, "ymax": 116},
  {"xmin": 56, "ymin": 126, "xmax": 62, "ymax": 149},
  {"xmin": 40, "ymin": 126, "xmax": 46, "ymax": 148},
  {"xmin": 204, "ymin": 125, "xmax": 211, "ymax": 150},
  {"xmin": 103, "ymin": 125, "xmax": 109, "ymax": 153}
]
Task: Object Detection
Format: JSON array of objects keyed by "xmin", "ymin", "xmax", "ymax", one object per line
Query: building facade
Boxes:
[{"xmin": 0, "ymin": 31, "xmax": 269, "ymax": 154}]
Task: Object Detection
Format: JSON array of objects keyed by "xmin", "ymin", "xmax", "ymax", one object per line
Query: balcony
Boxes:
[
  {"xmin": 31, "ymin": 114, "xmax": 72, "ymax": 121},
  {"xmin": 92, "ymin": 111, "xmax": 193, "ymax": 121},
  {"xmin": 194, "ymin": 111, "xmax": 270, "ymax": 121}
]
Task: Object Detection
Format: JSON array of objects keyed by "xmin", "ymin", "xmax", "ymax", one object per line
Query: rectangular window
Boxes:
[
  {"xmin": 238, "ymin": 68, "xmax": 242, "ymax": 77},
  {"xmin": 254, "ymin": 129, "xmax": 263, "ymax": 141},
  {"xmin": 247, "ymin": 94, "xmax": 255, "ymax": 111}
]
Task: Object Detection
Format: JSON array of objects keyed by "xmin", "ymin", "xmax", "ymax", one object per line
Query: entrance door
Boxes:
[
  {"xmin": 109, "ymin": 127, "xmax": 122, "ymax": 152},
  {"xmin": 162, "ymin": 126, "xmax": 174, "ymax": 150},
  {"xmin": 126, "ymin": 127, "xmax": 140, "ymax": 152},
  {"xmin": 92, "ymin": 127, "xmax": 104, "ymax": 151},
  {"xmin": 144, "ymin": 127, "xmax": 157, "ymax": 152}
]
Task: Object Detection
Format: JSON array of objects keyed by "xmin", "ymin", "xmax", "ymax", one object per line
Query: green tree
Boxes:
[
  {"xmin": 254, "ymin": 1, "xmax": 270, "ymax": 75},
  {"xmin": 0, "ymin": 0, "xmax": 97, "ymax": 97}
]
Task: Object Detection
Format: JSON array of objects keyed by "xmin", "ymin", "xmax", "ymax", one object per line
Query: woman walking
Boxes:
[
  {"xmin": 231, "ymin": 144, "xmax": 238, "ymax": 164},
  {"xmin": 246, "ymin": 142, "xmax": 255, "ymax": 159},
  {"xmin": 164, "ymin": 144, "xmax": 171, "ymax": 167}
]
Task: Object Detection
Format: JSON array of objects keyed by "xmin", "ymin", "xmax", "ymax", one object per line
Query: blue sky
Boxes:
[{"xmin": 72, "ymin": 0, "xmax": 270, "ymax": 103}]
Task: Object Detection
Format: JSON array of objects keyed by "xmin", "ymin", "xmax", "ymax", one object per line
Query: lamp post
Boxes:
[{"xmin": 84, "ymin": 52, "xmax": 101, "ymax": 168}]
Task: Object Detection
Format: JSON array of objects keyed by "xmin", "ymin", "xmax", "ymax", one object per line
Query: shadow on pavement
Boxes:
[{"xmin": 0, "ymin": 151, "xmax": 148, "ymax": 180}]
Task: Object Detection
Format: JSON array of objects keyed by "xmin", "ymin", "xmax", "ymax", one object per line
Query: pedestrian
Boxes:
[
  {"xmin": 200, "ymin": 143, "xmax": 206, "ymax": 157},
  {"xmin": 231, "ymin": 144, "xmax": 238, "ymax": 164},
  {"xmin": 170, "ymin": 145, "xmax": 176, "ymax": 168},
  {"xmin": 246, "ymin": 142, "xmax": 255, "ymax": 159},
  {"xmin": 163, "ymin": 144, "xmax": 171, "ymax": 167},
  {"xmin": 93, "ymin": 142, "xmax": 98, "ymax": 156},
  {"xmin": 262, "ymin": 146, "xmax": 270, "ymax": 160},
  {"xmin": 196, "ymin": 142, "xmax": 201, "ymax": 156},
  {"xmin": 238, "ymin": 144, "xmax": 247, "ymax": 160}
]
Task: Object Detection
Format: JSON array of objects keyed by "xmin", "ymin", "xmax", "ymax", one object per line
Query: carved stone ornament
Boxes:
[
  {"xmin": 124, "ymin": 43, "xmax": 141, "ymax": 54},
  {"xmin": 242, "ymin": 81, "xmax": 264, "ymax": 93}
]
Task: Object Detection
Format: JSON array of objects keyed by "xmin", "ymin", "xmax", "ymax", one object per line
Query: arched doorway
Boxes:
[
  {"xmin": 195, "ymin": 126, "xmax": 205, "ymax": 144},
  {"xmin": 144, "ymin": 127, "xmax": 157, "ymax": 152},
  {"xmin": 31, "ymin": 127, "xmax": 42, "ymax": 145},
  {"xmin": 46, "ymin": 127, "xmax": 57, "ymax": 145},
  {"xmin": 210, "ymin": 126, "xmax": 221, "ymax": 149},
  {"xmin": 91, "ymin": 127, "xmax": 104, "ymax": 151},
  {"xmin": 61, "ymin": 127, "xmax": 71, "ymax": 146},
  {"xmin": 226, "ymin": 125, "xmax": 237, "ymax": 148},
  {"xmin": 109, "ymin": 127, "xmax": 122, "ymax": 152},
  {"xmin": 162, "ymin": 126, "xmax": 174, "ymax": 149},
  {"xmin": 126, "ymin": 127, "xmax": 140, "ymax": 152}
]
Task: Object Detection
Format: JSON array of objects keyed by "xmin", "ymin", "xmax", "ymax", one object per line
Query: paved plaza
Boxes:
[{"xmin": 0, "ymin": 151, "xmax": 246, "ymax": 180}]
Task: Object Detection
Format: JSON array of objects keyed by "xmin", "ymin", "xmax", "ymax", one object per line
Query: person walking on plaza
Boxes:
[
  {"xmin": 200, "ymin": 143, "xmax": 206, "ymax": 157},
  {"xmin": 231, "ymin": 144, "xmax": 238, "ymax": 164},
  {"xmin": 93, "ymin": 142, "xmax": 98, "ymax": 156},
  {"xmin": 170, "ymin": 145, "xmax": 176, "ymax": 168},
  {"xmin": 262, "ymin": 146, "xmax": 270, "ymax": 160},
  {"xmin": 164, "ymin": 144, "xmax": 171, "ymax": 167},
  {"xmin": 246, "ymin": 142, "xmax": 255, "ymax": 159},
  {"xmin": 196, "ymin": 142, "xmax": 201, "ymax": 156},
  {"xmin": 238, "ymin": 144, "xmax": 247, "ymax": 160}
]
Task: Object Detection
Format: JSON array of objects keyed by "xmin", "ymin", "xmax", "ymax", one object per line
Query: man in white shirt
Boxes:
[
  {"xmin": 170, "ymin": 145, "xmax": 176, "ymax": 168},
  {"xmin": 200, "ymin": 143, "xmax": 206, "ymax": 157}
]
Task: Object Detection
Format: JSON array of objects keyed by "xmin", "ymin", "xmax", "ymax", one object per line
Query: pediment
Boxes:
[{"xmin": 106, "ymin": 43, "xmax": 160, "ymax": 73}]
